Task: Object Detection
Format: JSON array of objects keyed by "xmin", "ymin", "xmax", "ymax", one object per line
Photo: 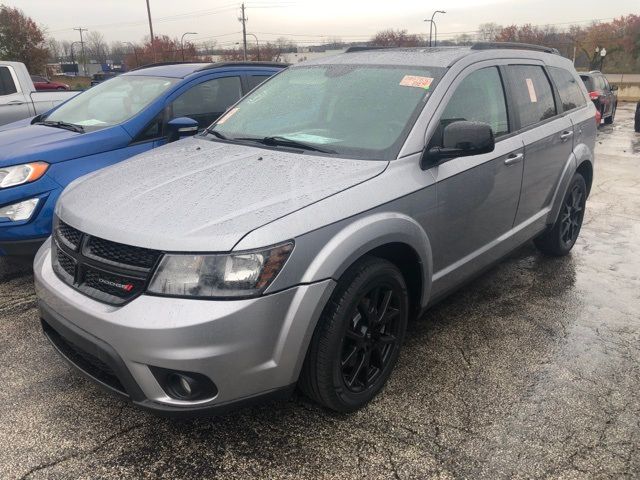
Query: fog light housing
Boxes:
[
  {"xmin": 150, "ymin": 366, "xmax": 218, "ymax": 401},
  {"xmin": 0, "ymin": 198, "xmax": 39, "ymax": 222}
]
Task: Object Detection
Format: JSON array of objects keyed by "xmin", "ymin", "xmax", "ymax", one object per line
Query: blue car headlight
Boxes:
[{"xmin": 0, "ymin": 162, "xmax": 49, "ymax": 189}]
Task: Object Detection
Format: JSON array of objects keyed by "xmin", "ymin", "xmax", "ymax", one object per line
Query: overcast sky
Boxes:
[{"xmin": 13, "ymin": 0, "xmax": 640, "ymax": 47}]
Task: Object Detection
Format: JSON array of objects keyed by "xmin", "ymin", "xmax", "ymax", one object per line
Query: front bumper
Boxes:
[{"xmin": 34, "ymin": 242, "xmax": 336, "ymax": 416}]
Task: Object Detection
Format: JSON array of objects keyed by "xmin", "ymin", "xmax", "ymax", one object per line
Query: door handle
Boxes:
[
  {"xmin": 504, "ymin": 153, "xmax": 524, "ymax": 166},
  {"xmin": 7, "ymin": 100, "xmax": 25, "ymax": 105},
  {"xmin": 560, "ymin": 131, "xmax": 573, "ymax": 142}
]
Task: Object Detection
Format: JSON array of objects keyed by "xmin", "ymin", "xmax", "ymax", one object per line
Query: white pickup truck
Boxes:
[{"xmin": 0, "ymin": 61, "xmax": 79, "ymax": 127}]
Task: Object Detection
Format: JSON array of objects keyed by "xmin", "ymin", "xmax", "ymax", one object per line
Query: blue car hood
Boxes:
[{"xmin": 0, "ymin": 124, "xmax": 131, "ymax": 167}]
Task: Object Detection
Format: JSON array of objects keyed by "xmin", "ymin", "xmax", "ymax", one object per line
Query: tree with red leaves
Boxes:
[
  {"xmin": 0, "ymin": 5, "xmax": 48, "ymax": 74},
  {"xmin": 371, "ymin": 29, "xmax": 423, "ymax": 47},
  {"xmin": 124, "ymin": 35, "xmax": 206, "ymax": 69}
]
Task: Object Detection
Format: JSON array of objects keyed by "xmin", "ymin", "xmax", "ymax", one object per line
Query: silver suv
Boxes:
[{"xmin": 35, "ymin": 43, "xmax": 596, "ymax": 415}]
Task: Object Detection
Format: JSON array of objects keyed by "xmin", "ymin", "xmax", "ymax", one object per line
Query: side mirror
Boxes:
[
  {"xmin": 167, "ymin": 117, "xmax": 199, "ymax": 143},
  {"xmin": 423, "ymin": 121, "xmax": 495, "ymax": 167},
  {"xmin": 611, "ymin": 84, "xmax": 618, "ymax": 92}
]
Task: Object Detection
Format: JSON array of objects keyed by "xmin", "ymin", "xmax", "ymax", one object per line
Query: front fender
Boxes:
[{"xmin": 270, "ymin": 212, "xmax": 434, "ymax": 308}]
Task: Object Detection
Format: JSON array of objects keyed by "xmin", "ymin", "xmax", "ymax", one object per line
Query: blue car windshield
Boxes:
[
  {"xmin": 212, "ymin": 64, "xmax": 445, "ymax": 160},
  {"xmin": 45, "ymin": 75, "xmax": 178, "ymax": 131}
]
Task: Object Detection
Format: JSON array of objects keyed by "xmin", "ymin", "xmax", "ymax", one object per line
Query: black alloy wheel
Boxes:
[
  {"xmin": 534, "ymin": 172, "xmax": 587, "ymax": 256},
  {"xmin": 559, "ymin": 182, "xmax": 585, "ymax": 250},
  {"xmin": 299, "ymin": 257, "xmax": 408, "ymax": 412},
  {"xmin": 341, "ymin": 283, "xmax": 403, "ymax": 393}
]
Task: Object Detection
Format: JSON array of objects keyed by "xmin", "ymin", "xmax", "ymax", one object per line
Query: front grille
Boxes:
[
  {"xmin": 84, "ymin": 236, "xmax": 158, "ymax": 270},
  {"xmin": 42, "ymin": 319, "xmax": 126, "ymax": 395},
  {"xmin": 52, "ymin": 217, "xmax": 161, "ymax": 305},
  {"xmin": 55, "ymin": 247, "xmax": 76, "ymax": 278},
  {"xmin": 56, "ymin": 220, "xmax": 83, "ymax": 251}
]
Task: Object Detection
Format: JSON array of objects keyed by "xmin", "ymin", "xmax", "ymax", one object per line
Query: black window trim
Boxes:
[
  {"xmin": 545, "ymin": 65, "xmax": 590, "ymax": 116},
  {"xmin": 500, "ymin": 63, "xmax": 570, "ymax": 137}
]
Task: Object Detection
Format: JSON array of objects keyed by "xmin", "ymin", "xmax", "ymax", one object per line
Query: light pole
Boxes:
[
  {"xmin": 425, "ymin": 10, "xmax": 446, "ymax": 47},
  {"xmin": 181, "ymin": 32, "xmax": 198, "ymax": 61},
  {"xmin": 247, "ymin": 33, "xmax": 260, "ymax": 60},
  {"xmin": 145, "ymin": 0, "xmax": 156, "ymax": 62}
]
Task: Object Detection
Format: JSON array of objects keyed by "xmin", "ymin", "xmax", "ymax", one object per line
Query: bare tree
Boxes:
[
  {"xmin": 86, "ymin": 30, "xmax": 108, "ymax": 63},
  {"xmin": 47, "ymin": 37, "xmax": 62, "ymax": 62},
  {"xmin": 477, "ymin": 23, "xmax": 503, "ymax": 42}
]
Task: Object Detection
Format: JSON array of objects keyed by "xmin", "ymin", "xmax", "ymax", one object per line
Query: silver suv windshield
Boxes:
[
  {"xmin": 211, "ymin": 64, "xmax": 445, "ymax": 160},
  {"xmin": 44, "ymin": 75, "xmax": 178, "ymax": 131}
]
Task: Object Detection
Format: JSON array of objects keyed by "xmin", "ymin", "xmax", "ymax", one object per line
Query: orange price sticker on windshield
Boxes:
[
  {"xmin": 217, "ymin": 107, "xmax": 239, "ymax": 124},
  {"xmin": 400, "ymin": 75, "xmax": 434, "ymax": 90}
]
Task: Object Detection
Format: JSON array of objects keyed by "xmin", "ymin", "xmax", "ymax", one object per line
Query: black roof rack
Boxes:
[
  {"xmin": 471, "ymin": 42, "xmax": 560, "ymax": 55},
  {"xmin": 195, "ymin": 61, "xmax": 288, "ymax": 71},
  {"xmin": 345, "ymin": 46, "xmax": 395, "ymax": 53},
  {"xmin": 129, "ymin": 61, "xmax": 288, "ymax": 73},
  {"xmin": 128, "ymin": 61, "xmax": 207, "ymax": 72}
]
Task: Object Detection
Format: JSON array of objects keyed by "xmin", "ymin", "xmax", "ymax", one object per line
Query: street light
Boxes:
[
  {"xmin": 247, "ymin": 33, "xmax": 260, "ymax": 60},
  {"xmin": 69, "ymin": 41, "xmax": 82, "ymax": 76},
  {"xmin": 425, "ymin": 10, "xmax": 446, "ymax": 47},
  {"xmin": 181, "ymin": 32, "xmax": 198, "ymax": 61}
]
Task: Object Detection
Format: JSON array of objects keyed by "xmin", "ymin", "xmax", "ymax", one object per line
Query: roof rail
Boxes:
[
  {"xmin": 129, "ymin": 61, "xmax": 288, "ymax": 73},
  {"xmin": 471, "ymin": 42, "xmax": 560, "ymax": 55},
  {"xmin": 194, "ymin": 61, "xmax": 288, "ymax": 72},
  {"xmin": 345, "ymin": 46, "xmax": 394, "ymax": 53},
  {"xmin": 128, "ymin": 61, "xmax": 208, "ymax": 72}
]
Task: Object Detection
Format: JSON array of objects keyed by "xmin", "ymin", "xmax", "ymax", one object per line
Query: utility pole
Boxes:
[
  {"xmin": 73, "ymin": 27, "xmax": 88, "ymax": 76},
  {"xmin": 239, "ymin": 3, "xmax": 248, "ymax": 61},
  {"xmin": 146, "ymin": 0, "xmax": 156, "ymax": 62}
]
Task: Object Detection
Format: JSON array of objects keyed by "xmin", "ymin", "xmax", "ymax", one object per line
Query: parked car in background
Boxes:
[
  {"xmin": 635, "ymin": 101, "xmax": 640, "ymax": 133},
  {"xmin": 35, "ymin": 43, "xmax": 596, "ymax": 416},
  {"xmin": 0, "ymin": 62, "xmax": 285, "ymax": 256},
  {"xmin": 30, "ymin": 75, "xmax": 71, "ymax": 91},
  {"xmin": 579, "ymin": 70, "xmax": 617, "ymax": 125},
  {"xmin": 90, "ymin": 71, "xmax": 122, "ymax": 87},
  {"xmin": 0, "ymin": 61, "xmax": 78, "ymax": 126}
]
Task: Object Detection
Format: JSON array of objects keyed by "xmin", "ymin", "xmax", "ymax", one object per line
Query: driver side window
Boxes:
[
  {"xmin": 430, "ymin": 67, "xmax": 509, "ymax": 148},
  {"xmin": 170, "ymin": 76, "xmax": 242, "ymax": 130}
]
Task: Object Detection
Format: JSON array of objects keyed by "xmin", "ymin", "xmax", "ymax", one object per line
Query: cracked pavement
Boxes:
[{"xmin": 1, "ymin": 104, "xmax": 639, "ymax": 479}]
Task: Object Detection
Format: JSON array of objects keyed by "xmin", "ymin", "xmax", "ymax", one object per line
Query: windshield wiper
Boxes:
[
  {"xmin": 35, "ymin": 120, "xmax": 84, "ymax": 134},
  {"xmin": 203, "ymin": 128, "xmax": 229, "ymax": 140},
  {"xmin": 232, "ymin": 135, "xmax": 337, "ymax": 154}
]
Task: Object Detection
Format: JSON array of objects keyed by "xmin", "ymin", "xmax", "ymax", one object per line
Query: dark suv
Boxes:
[{"xmin": 579, "ymin": 71, "xmax": 617, "ymax": 125}]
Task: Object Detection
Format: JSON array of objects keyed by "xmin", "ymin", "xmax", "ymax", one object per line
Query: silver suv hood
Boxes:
[{"xmin": 56, "ymin": 138, "xmax": 388, "ymax": 251}]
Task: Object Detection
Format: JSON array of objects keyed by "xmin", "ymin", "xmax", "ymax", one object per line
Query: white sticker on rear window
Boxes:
[
  {"xmin": 400, "ymin": 75, "xmax": 434, "ymax": 90},
  {"xmin": 526, "ymin": 78, "xmax": 538, "ymax": 103}
]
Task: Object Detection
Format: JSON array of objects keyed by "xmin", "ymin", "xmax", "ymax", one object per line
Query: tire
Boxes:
[
  {"xmin": 299, "ymin": 256, "xmax": 409, "ymax": 412},
  {"xmin": 604, "ymin": 104, "xmax": 615, "ymax": 125},
  {"xmin": 634, "ymin": 102, "xmax": 640, "ymax": 133},
  {"xmin": 534, "ymin": 173, "xmax": 587, "ymax": 256}
]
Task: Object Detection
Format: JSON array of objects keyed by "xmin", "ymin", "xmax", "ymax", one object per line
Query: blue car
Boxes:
[{"xmin": 0, "ymin": 62, "xmax": 286, "ymax": 255}]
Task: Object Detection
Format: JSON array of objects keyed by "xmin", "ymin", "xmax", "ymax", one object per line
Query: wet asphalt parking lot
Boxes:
[{"xmin": 1, "ymin": 104, "xmax": 639, "ymax": 479}]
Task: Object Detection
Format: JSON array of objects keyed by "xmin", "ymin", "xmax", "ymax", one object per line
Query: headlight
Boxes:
[
  {"xmin": 147, "ymin": 242, "xmax": 294, "ymax": 298},
  {"xmin": 0, "ymin": 162, "xmax": 49, "ymax": 189},
  {"xmin": 0, "ymin": 198, "xmax": 39, "ymax": 221}
]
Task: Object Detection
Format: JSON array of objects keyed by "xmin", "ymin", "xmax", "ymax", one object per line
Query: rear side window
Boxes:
[
  {"xmin": 171, "ymin": 76, "xmax": 242, "ymax": 129},
  {"xmin": 246, "ymin": 75, "xmax": 271, "ymax": 91},
  {"xmin": 507, "ymin": 65, "xmax": 556, "ymax": 128},
  {"xmin": 548, "ymin": 67, "xmax": 587, "ymax": 111},
  {"xmin": 580, "ymin": 75, "xmax": 594, "ymax": 92},
  {"xmin": 0, "ymin": 66, "xmax": 18, "ymax": 96},
  {"xmin": 434, "ymin": 66, "xmax": 509, "ymax": 144}
]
